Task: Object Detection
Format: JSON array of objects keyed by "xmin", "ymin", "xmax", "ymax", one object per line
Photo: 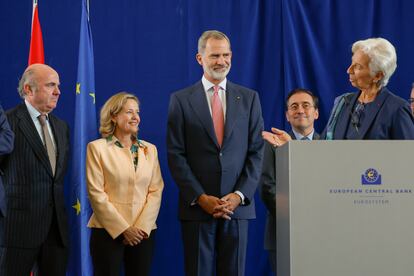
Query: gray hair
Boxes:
[
  {"xmin": 198, "ymin": 30, "xmax": 231, "ymax": 54},
  {"xmin": 17, "ymin": 69, "xmax": 37, "ymax": 99},
  {"xmin": 352, "ymin": 38, "xmax": 397, "ymax": 88}
]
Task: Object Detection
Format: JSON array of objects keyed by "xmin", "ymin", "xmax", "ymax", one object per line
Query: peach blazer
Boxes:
[{"xmin": 86, "ymin": 138, "xmax": 164, "ymax": 239}]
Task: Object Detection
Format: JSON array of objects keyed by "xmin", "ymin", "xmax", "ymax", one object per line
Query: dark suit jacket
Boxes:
[
  {"xmin": 260, "ymin": 131, "xmax": 319, "ymax": 250},
  {"xmin": 0, "ymin": 103, "xmax": 69, "ymax": 248},
  {"xmin": 0, "ymin": 104, "xmax": 14, "ymax": 217},
  {"xmin": 323, "ymin": 87, "xmax": 414, "ymax": 139},
  {"xmin": 167, "ymin": 80, "xmax": 264, "ymax": 220}
]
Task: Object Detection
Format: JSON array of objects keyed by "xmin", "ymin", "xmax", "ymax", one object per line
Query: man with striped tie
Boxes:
[{"xmin": 0, "ymin": 64, "xmax": 70, "ymax": 276}]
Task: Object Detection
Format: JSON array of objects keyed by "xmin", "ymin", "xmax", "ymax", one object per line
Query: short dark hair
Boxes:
[{"xmin": 285, "ymin": 88, "xmax": 319, "ymax": 110}]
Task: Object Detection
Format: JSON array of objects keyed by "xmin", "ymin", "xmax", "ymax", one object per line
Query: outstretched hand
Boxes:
[{"xmin": 262, "ymin": 127, "xmax": 292, "ymax": 147}]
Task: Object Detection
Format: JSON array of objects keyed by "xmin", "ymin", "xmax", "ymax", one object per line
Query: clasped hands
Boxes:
[
  {"xmin": 198, "ymin": 193, "xmax": 242, "ymax": 220},
  {"xmin": 262, "ymin": 127, "xmax": 292, "ymax": 147},
  {"xmin": 122, "ymin": 226, "xmax": 148, "ymax": 246}
]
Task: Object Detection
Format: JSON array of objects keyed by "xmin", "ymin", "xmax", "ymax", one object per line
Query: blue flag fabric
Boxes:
[{"xmin": 67, "ymin": 0, "xmax": 97, "ymax": 275}]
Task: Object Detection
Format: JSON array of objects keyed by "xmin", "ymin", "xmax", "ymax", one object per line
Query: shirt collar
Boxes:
[
  {"xmin": 25, "ymin": 100, "xmax": 45, "ymax": 121},
  {"xmin": 201, "ymin": 75, "xmax": 227, "ymax": 93},
  {"xmin": 106, "ymin": 134, "xmax": 140, "ymax": 150},
  {"xmin": 292, "ymin": 128, "xmax": 315, "ymax": 140}
]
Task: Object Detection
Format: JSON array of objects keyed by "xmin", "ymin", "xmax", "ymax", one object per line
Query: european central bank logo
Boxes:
[{"xmin": 361, "ymin": 168, "xmax": 382, "ymax": 185}]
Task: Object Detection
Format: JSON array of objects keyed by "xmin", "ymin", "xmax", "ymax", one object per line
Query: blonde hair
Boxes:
[{"xmin": 99, "ymin": 92, "xmax": 139, "ymax": 138}]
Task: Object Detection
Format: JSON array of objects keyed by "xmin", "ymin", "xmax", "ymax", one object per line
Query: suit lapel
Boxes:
[
  {"xmin": 289, "ymin": 131, "xmax": 297, "ymax": 140},
  {"xmin": 188, "ymin": 82, "xmax": 219, "ymax": 147},
  {"xmin": 223, "ymin": 81, "xmax": 242, "ymax": 145},
  {"xmin": 354, "ymin": 88, "xmax": 390, "ymax": 139},
  {"xmin": 49, "ymin": 114, "xmax": 65, "ymax": 178},
  {"xmin": 334, "ymin": 92, "xmax": 358, "ymax": 139},
  {"xmin": 16, "ymin": 104, "xmax": 54, "ymax": 176}
]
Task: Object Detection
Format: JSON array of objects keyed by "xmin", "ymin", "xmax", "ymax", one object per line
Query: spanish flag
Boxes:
[{"xmin": 28, "ymin": 0, "xmax": 44, "ymax": 65}]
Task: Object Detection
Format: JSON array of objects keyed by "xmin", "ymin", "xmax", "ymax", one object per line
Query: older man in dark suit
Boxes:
[
  {"xmin": 0, "ymin": 64, "xmax": 70, "ymax": 276},
  {"xmin": 0, "ymin": 103, "xmax": 14, "ymax": 220},
  {"xmin": 260, "ymin": 88, "xmax": 320, "ymax": 274},
  {"xmin": 167, "ymin": 30, "xmax": 264, "ymax": 276}
]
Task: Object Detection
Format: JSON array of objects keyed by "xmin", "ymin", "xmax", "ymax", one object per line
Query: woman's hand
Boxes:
[
  {"xmin": 262, "ymin": 127, "xmax": 292, "ymax": 146},
  {"xmin": 122, "ymin": 226, "xmax": 145, "ymax": 246}
]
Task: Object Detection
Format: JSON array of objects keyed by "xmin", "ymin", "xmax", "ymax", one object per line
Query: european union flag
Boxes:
[{"xmin": 67, "ymin": 0, "xmax": 97, "ymax": 275}]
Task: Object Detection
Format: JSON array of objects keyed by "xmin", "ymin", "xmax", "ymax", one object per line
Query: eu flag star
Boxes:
[
  {"xmin": 76, "ymin": 83, "xmax": 81, "ymax": 94},
  {"xmin": 72, "ymin": 198, "xmax": 81, "ymax": 215},
  {"xmin": 89, "ymin": 92, "xmax": 95, "ymax": 104}
]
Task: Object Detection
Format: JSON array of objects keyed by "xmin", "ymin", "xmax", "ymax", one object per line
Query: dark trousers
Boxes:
[
  {"xmin": 90, "ymin": 228, "xmax": 155, "ymax": 276},
  {"xmin": 181, "ymin": 219, "xmax": 248, "ymax": 276},
  {"xmin": 0, "ymin": 212, "xmax": 68, "ymax": 276}
]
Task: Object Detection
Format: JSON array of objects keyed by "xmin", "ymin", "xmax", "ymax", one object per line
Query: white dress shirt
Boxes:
[
  {"xmin": 202, "ymin": 76, "xmax": 227, "ymax": 122},
  {"xmin": 25, "ymin": 100, "xmax": 56, "ymax": 150},
  {"xmin": 292, "ymin": 129, "xmax": 315, "ymax": 140}
]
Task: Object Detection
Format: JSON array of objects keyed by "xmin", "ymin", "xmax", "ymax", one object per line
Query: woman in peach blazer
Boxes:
[{"xmin": 86, "ymin": 92, "xmax": 164, "ymax": 276}]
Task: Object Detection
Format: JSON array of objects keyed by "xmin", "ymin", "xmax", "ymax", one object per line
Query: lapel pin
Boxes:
[{"xmin": 236, "ymin": 96, "xmax": 241, "ymax": 100}]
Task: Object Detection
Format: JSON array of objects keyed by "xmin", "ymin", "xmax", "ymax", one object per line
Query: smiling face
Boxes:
[
  {"xmin": 347, "ymin": 50, "xmax": 383, "ymax": 91},
  {"xmin": 24, "ymin": 64, "xmax": 61, "ymax": 114},
  {"xmin": 286, "ymin": 92, "xmax": 319, "ymax": 135},
  {"xmin": 112, "ymin": 99, "xmax": 140, "ymax": 137},
  {"xmin": 196, "ymin": 38, "xmax": 232, "ymax": 84}
]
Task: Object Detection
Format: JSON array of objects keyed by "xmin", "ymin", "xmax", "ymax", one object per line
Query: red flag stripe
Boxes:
[{"xmin": 28, "ymin": 3, "xmax": 44, "ymax": 65}]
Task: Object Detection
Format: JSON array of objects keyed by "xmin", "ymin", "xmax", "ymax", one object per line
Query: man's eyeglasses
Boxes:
[
  {"xmin": 287, "ymin": 102, "xmax": 314, "ymax": 112},
  {"xmin": 408, "ymin": 98, "xmax": 414, "ymax": 104}
]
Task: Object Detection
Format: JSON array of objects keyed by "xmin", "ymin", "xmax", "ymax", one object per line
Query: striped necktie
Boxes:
[{"xmin": 38, "ymin": 114, "xmax": 56, "ymax": 175}]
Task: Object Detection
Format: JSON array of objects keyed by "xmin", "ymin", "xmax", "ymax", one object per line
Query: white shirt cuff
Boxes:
[{"xmin": 234, "ymin": 190, "xmax": 245, "ymax": 205}]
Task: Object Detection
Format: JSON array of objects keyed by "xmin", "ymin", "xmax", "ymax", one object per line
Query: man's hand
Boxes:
[
  {"xmin": 221, "ymin": 193, "xmax": 241, "ymax": 211},
  {"xmin": 122, "ymin": 226, "xmax": 145, "ymax": 246},
  {"xmin": 198, "ymin": 194, "xmax": 233, "ymax": 220},
  {"xmin": 262, "ymin": 127, "xmax": 292, "ymax": 147}
]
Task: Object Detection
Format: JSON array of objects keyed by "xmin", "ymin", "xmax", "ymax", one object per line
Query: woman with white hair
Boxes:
[
  {"xmin": 323, "ymin": 37, "xmax": 414, "ymax": 139},
  {"xmin": 263, "ymin": 37, "xmax": 414, "ymax": 146}
]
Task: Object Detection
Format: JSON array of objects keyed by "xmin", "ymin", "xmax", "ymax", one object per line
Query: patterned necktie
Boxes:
[
  {"xmin": 38, "ymin": 114, "xmax": 56, "ymax": 175},
  {"xmin": 301, "ymin": 136, "xmax": 310, "ymax": 140},
  {"xmin": 211, "ymin": 85, "xmax": 224, "ymax": 147}
]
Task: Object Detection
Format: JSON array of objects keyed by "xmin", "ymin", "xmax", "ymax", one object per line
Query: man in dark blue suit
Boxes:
[
  {"xmin": 0, "ymin": 64, "xmax": 70, "ymax": 276},
  {"xmin": 260, "ymin": 88, "xmax": 319, "ymax": 274},
  {"xmin": 167, "ymin": 30, "xmax": 264, "ymax": 276},
  {"xmin": 0, "ymin": 103, "xmax": 14, "ymax": 221}
]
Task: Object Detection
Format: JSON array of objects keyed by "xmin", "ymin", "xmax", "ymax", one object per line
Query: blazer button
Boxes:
[{"xmin": 219, "ymin": 152, "xmax": 223, "ymax": 157}]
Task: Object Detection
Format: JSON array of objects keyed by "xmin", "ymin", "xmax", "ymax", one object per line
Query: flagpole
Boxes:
[
  {"xmin": 31, "ymin": 0, "xmax": 37, "ymax": 32},
  {"xmin": 87, "ymin": 0, "xmax": 90, "ymax": 21}
]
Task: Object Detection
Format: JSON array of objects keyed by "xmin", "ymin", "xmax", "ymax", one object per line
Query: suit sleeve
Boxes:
[
  {"xmin": 134, "ymin": 145, "xmax": 164, "ymax": 237},
  {"xmin": 0, "ymin": 105, "xmax": 14, "ymax": 156},
  {"xmin": 233, "ymin": 92, "xmax": 264, "ymax": 204},
  {"xmin": 260, "ymin": 142, "xmax": 276, "ymax": 217},
  {"xmin": 391, "ymin": 103, "xmax": 414, "ymax": 139},
  {"xmin": 167, "ymin": 93, "xmax": 206, "ymax": 205},
  {"xmin": 86, "ymin": 142, "xmax": 130, "ymax": 238}
]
